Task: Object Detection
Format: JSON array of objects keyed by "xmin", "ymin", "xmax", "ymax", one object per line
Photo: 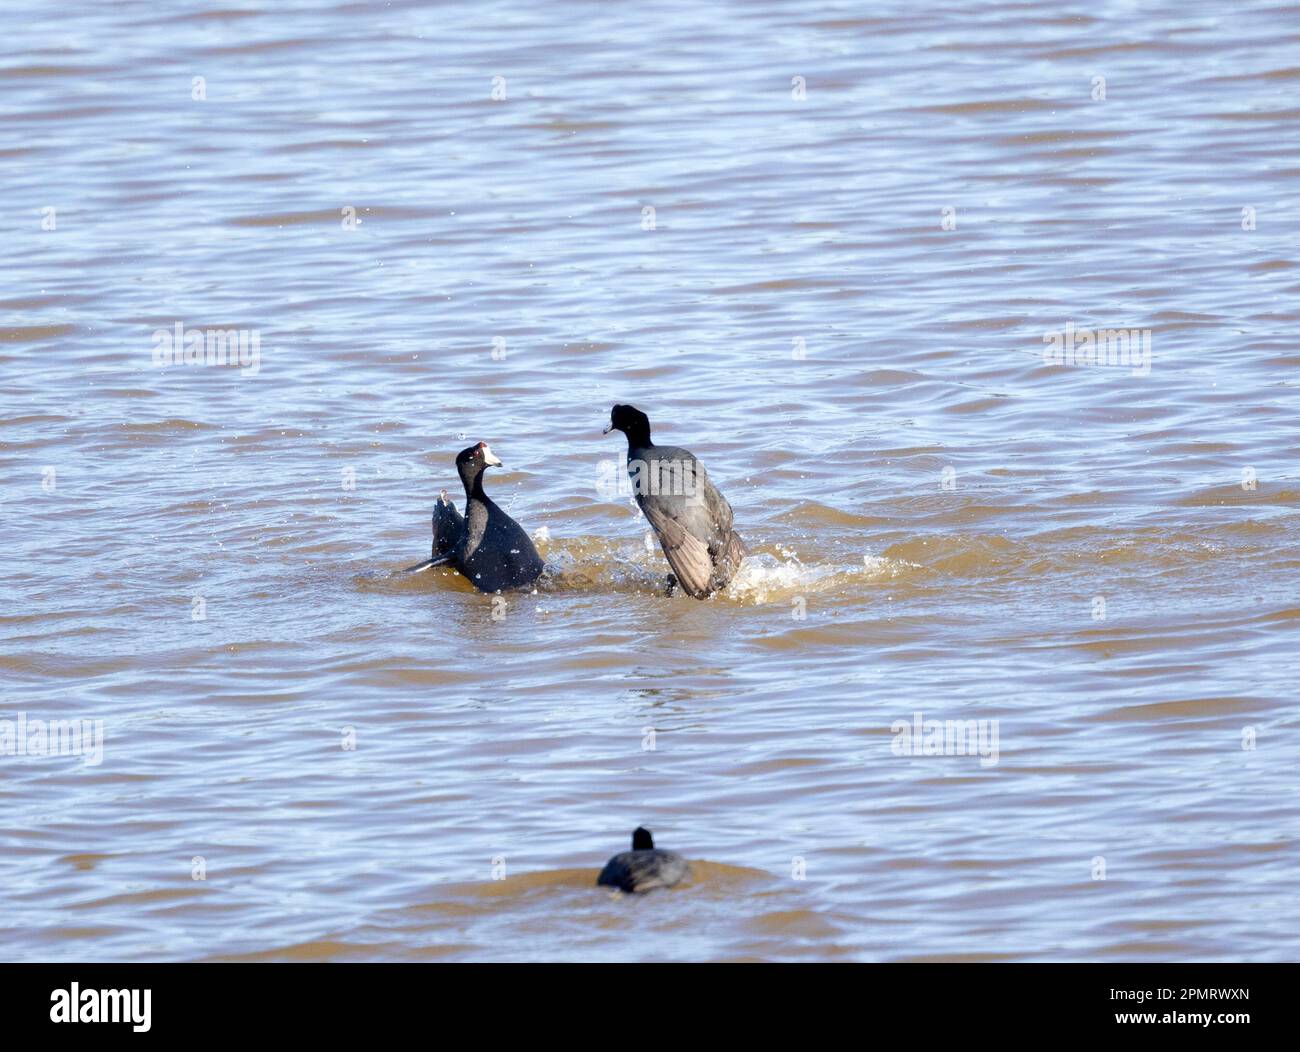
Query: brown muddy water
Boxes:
[{"xmin": 2, "ymin": 0, "xmax": 1299, "ymax": 962}]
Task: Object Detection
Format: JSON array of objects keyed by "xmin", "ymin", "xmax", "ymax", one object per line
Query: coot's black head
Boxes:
[
  {"xmin": 631, "ymin": 826, "xmax": 654, "ymax": 850},
  {"xmin": 603, "ymin": 404, "xmax": 651, "ymax": 444},
  {"xmin": 455, "ymin": 441, "xmax": 502, "ymax": 480}
]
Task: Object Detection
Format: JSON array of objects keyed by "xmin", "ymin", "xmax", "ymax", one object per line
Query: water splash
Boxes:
[{"xmin": 531, "ymin": 534, "xmax": 916, "ymax": 603}]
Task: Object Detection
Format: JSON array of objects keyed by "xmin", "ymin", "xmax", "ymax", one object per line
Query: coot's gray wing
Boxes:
[
  {"xmin": 636, "ymin": 447, "xmax": 745, "ymax": 598},
  {"xmin": 638, "ymin": 498, "xmax": 716, "ymax": 598}
]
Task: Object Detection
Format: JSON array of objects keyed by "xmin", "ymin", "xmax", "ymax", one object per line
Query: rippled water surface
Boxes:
[{"xmin": 3, "ymin": 0, "xmax": 1299, "ymax": 962}]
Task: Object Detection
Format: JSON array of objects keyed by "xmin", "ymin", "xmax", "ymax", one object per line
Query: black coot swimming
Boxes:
[
  {"xmin": 404, "ymin": 442, "xmax": 544, "ymax": 592},
  {"xmin": 604, "ymin": 404, "xmax": 746, "ymax": 599},
  {"xmin": 596, "ymin": 827, "xmax": 690, "ymax": 893}
]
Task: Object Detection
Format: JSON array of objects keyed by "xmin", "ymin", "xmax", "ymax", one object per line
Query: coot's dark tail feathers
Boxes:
[{"xmin": 432, "ymin": 490, "xmax": 465, "ymax": 558}]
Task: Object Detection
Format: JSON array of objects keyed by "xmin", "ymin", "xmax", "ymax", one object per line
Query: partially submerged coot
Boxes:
[
  {"xmin": 597, "ymin": 827, "xmax": 690, "ymax": 893},
  {"xmin": 405, "ymin": 442, "xmax": 544, "ymax": 592}
]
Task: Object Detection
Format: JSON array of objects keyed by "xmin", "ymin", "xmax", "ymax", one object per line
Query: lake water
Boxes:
[{"xmin": 3, "ymin": 0, "xmax": 1299, "ymax": 962}]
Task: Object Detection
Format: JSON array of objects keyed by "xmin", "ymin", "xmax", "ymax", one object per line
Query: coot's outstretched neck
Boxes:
[
  {"xmin": 603, "ymin": 403, "xmax": 747, "ymax": 600},
  {"xmin": 596, "ymin": 826, "xmax": 690, "ymax": 894}
]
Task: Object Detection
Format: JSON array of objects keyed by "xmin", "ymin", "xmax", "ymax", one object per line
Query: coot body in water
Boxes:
[
  {"xmin": 604, "ymin": 404, "xmax": 746, "ymax": 598},
  {"xmin": 406, "ymin": 442, "xmax": 544, "ymax": 592},
  {"xmin": 597, "ymin": 827, "xmax": 690, "ymax": 893}
]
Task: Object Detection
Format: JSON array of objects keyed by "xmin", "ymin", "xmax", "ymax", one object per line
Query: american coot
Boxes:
[
  {"xmin": 603, "ymin": 404, "xmax": 746, "ymax": 599},
  {"xmin": 404, "ymin": 442, "xmax": 544, "ymax": 592},
  {"xmin": 597, "ymin": 827, "xmax": 690, "ymax": 893}
]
